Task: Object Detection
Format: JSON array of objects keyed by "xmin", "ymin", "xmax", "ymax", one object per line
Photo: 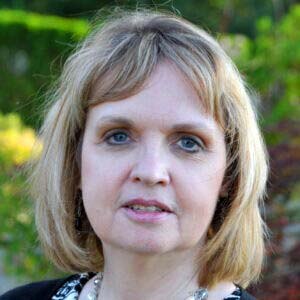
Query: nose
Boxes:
[{"xmin": 129, "ymin": 145, "xmax": 171, "ymax": 187}]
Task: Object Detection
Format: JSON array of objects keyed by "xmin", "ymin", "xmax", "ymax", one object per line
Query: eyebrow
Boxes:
[{"xmin": 95, "ymin": 115, "xmax": 214, "ymax": 133}]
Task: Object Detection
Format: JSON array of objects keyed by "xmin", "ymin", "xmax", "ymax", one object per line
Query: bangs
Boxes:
[{"xmin": 84, "ymin": 16, "xmax": 222, "ymax": 127}]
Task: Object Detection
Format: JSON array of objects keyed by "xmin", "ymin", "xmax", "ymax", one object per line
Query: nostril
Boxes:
[{"xmin": 129, "ymin": 162, "xmax": 170, "ymax": 186}]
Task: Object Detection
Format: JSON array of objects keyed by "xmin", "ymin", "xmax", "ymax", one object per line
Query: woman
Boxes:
[{"xmin": 0, "ymin": 8, "xmax": 268, "ymax": 300}]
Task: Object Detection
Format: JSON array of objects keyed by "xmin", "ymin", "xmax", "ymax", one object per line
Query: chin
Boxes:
[
  {"xmin": 108, "ymin": 236, "xmax": 177, "ymax": 255},
  {"xmin": 131, "ymin": 242, "xmax": 171, "ymax": 254}
]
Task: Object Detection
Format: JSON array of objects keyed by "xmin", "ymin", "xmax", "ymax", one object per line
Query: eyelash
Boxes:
[{"xmin": 103, "ymin": 130, "xmax": 205, "ymax": 153}]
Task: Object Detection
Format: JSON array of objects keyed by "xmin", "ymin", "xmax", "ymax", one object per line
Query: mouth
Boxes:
[
  {"xmin": 121, "ymin": 198, "xmax": 174, "ymax": 223},
  {"xmin": 124, "ymin": 205, "xmax": 167, "ymax": 213},
  {"xmin": 122, "ymin": 198, "xmax": 173, "ymax": 213}
]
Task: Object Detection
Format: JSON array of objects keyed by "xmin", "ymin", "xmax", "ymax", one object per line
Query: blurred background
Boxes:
[{"xmin": 0, "ymin": 0, "xmax": 299, "ymax": 299}]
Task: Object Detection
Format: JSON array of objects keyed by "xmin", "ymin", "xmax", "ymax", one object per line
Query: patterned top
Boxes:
[{"xmin": 52, "ymin": 273, "xmax": 242, "ymax": 300}]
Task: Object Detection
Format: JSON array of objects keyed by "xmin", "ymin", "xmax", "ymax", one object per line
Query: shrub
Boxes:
[
  {"xmin": 0, "ymin": 9, "xmax": 89, "ymax": 129},
  {"xmin": 0, "ymin": 113, "xmax": 60, "ymax": 280}
]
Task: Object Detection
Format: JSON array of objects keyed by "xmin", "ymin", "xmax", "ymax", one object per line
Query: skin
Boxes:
[{"xmin": 80, "ymin": 61, "xmax": 235, "ymax": 299}]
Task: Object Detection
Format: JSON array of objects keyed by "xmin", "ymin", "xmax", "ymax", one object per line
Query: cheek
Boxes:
[
  {"xmin": 174, "ymin": 161, "xmax": 225, "ymax": 224},
  {"xmin": 80, "ymin": 151, "xmax": 116, "ymax": 236},
  {"xmin": 176, "ymin": 160, "xmax": 224, "ymax": 200},
  {"xmin": 81, "ymin": 148, "xmax": 106, "ymax": 202},
  {"xmin": 82, "ymin": 147, "xmax": 119, "ymax": 191},
  {"xmin": 176, "ymin": 177, "xmax": 220, "ymax": 246},
  {"xmin": 80, "ymin": 146, "xmax": 130, "ymax": 215}
]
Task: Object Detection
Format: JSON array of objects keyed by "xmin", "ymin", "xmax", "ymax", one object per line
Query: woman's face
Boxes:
[{"xmin": 81, "ymin": 62, "xmax": 226, "ymax": 255}]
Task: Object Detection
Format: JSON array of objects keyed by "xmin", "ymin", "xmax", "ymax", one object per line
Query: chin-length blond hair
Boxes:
[{"xmin": 29, "ymin": 8, "xmax": 268, "ymax": 288}]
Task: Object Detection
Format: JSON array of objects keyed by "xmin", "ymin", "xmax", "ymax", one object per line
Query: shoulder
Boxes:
[{"xmin": 0, "ymin": 275, "xmax": 76, "ymax": 300}]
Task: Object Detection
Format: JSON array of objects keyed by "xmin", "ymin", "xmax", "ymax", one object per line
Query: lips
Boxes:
[{"xmin": 122, "ymin": 198, "xmax": 173, "ymax": 213}]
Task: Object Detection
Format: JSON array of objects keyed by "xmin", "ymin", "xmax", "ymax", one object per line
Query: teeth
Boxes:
[{"xmin": 129, "ymin": 205, "xmax": 163, "ymax": 212}]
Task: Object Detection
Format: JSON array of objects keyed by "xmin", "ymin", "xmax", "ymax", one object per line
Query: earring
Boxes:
[{"xmin": 75, "ymin": 190, "xmax": 94, "ymax": 234}]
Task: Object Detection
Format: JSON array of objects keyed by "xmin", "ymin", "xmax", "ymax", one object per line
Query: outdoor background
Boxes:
[{"xmin": 0, "ymin": 0, "xmax": 299, "ymax": 299}]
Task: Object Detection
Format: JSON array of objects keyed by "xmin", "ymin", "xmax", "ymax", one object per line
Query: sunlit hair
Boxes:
[{"xmin": 29, "ymin": 8, "xmax": 268, "ymax": 288}]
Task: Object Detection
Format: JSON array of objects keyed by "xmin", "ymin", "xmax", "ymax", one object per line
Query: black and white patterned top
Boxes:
[
  {"xmin": 52, "ymin": 273, "xmax": 242, "ymax": 299},
  {"xmin": 52, "ymin": 273, "xmax": 93, "ymax": 300}
]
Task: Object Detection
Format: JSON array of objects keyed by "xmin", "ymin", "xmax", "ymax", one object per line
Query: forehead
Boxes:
[{"xmin": 86, "ymin": 62, "xmax": 218, "ymax": 130}]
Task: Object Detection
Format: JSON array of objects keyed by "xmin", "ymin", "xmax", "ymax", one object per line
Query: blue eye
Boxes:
[
  {"xmin": 105, "ymin": 131, "xmax": 129, "ymax": 145},
  {"xmin": 104, "ymin": 131, "xmax": 204, "ymax": 152},
  {"xmin": 178, "ymin": 136, "xmax": 203, "ymax": 153}
]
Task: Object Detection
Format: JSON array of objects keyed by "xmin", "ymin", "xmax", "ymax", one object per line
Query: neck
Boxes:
[{"xmin": 98, "ymin": 244, "xmax": 202, "ymax": 300}]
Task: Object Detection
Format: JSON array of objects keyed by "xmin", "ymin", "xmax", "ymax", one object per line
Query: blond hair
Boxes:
[{"xmin": 29, "ymin": 8, "xmax": 268, "ymax": 288}]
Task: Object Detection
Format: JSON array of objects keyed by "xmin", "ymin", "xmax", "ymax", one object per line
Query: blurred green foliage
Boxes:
[
  {"xmin": 247, "ymin": 5, "xmax": 300, "ymax": 125},
  {"xmin": 0, "ymin": 113, "xmax": 41, "ymax": 168},
  {"xmin": 0, "ymin": 9, "xmax": 88, "ymax": 128},
  {"xmin": 0, "ymin": 3, "xmax": 299, "ymax": 294},
  {"xmin": 221, "ymin": 5, "xmax": 299, "ymax": 121},
  {"xmin": 0, "ymin": 113, "xmax": 60, "ymax": 280}
]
